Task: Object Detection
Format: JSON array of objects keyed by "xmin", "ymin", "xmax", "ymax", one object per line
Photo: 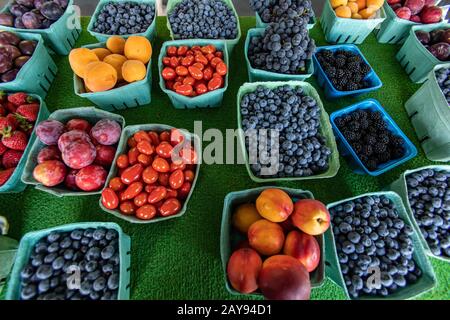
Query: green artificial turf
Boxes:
[{"xmin": 1, "ymin": 16, "xmax": 449, "ymax": 300}]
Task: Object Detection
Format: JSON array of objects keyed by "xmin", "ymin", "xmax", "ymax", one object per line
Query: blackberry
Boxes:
[
  {"xmin": 391, "ymin": 146, "xmax": 405, "ymax": 159},
  {"xmin": 379, "ymin": 134, "xmax": 390, "ymax": 145},
  {"xmin": 364, "ymin": 135, "xmax": 377, "ymax": 145},
  {"xmin": 348, "ymin": 62, "xmax": 361, "ymax": 73},
  {"xmin": 321, "ymin": 49, "xmax": 333, "ymax": 59},
  {"xmin": 365, "ymin": 159, "xmax": 378, "ymax": 171},
  {"xmin": 347, "ymin": 55, "xmax": 362, "ymax": 63},
  {"xmin": 373, "ymin": 119, "xmax": 387, "ymax": 130},
  {"xmin": 390, "ymin": 136, "xmax": 404, "ymax": 148},
  {"xmin": 353, "ymin": 143, "xmax": 363, "ymax": 153},
  {"xmin": 335, "ymin": 117, "xmax": 346, "ymax": 128},
  {"xmin": 376, "ymin": 151, "xmax": 391, "ymax": 163},
  {"xmin": 344, "ymin": 130, "xmax": 358, "ymax": 141},
  {"xmin": 360, "ymin": 62, "xmax": 371, "ymax": 76},
  {"xmin": 346, "ymin": 82, "xmax": 359, "ymax": 91},
  {"xmin": 361, "ymin": 145, "xmax": 373, "ymax": 157},
  {"xmin": 370, "ymin": 111, "xmax": 383, "ymax": 120},
  {"xmin": 335, "ymin": 57, "xmax": 347, "ymax": 68},
  {"xmin": 374, "ymin": 142, "xmax": 387, "ymax": 154},
  {"xmin": 360, "ymin": 119, "xmax": 369, "ymax": 129}
]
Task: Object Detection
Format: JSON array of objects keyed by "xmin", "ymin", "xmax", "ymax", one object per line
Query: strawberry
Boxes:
[
  {"xmin": 8, "ymin": 92, "xmax": 34, "ymax": 107},
  {"xmin": 2, "ymin": 131, "xmax": 28, "ymax": 151},
  {"xmin": 0, "ymin": 168, "xmax": 15, "ymax": 186},
  {"xmin": 0, "ymin": 116, "xmax": 16, "ymax": 134},
  {"xmin": 0, "ymin": 141, "xmax": 6, "ymax": 156},
  {"xmin": 16, "ymin": 103, "xmax": 39, "ymax": 122},
  {"xmin": 0, "ymin": 105, "xmax": 6, "ymax": 117},
  {"xmin": 2, "ymin": 149, "xmax": 23, "ymax": 168},
  {"xmin": 5, "ymin": 101, "xmax": 17, "ymax": 113}
]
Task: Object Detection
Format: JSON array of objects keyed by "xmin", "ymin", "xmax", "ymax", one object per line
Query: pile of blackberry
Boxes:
[
  {"xmin": 435, "ymin": 67, "xmax": 450, "ymax": 105},
  {"xmin": 335, "ymin": 109, "xmax": 406, "ymax": 171},
  {"xmin": 250, "ymin": 0, "xmax": 314, "ymax": 24},
  {"xmin": 248, "ymin": 16, "xmax": 315, "ymax": 75},
  {"xmin": 316, "ymin": 49, "xmax": 372, "ymax": 91}
]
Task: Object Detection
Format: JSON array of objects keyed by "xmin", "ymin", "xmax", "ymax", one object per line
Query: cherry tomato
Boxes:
[
  {"xmin": 170, "ymin": 161, "xmax": 186, "ymax": 172},
  {"xmin": 142, "ymin": 166, "xmax": 158, "ymax": 184},
  {"xmin": 192, "ymin": 45, "xmax": 201, "ymax": 52},
  {"xmin": 176, "ymin": 84, "xmax": 194, "ymax": 96},
  {"xmin": 156, "ymin": 142, "xmax": 173, "ymax": 158},
  {"xmin": 101, "ymin": 188, "xmax": 119, "ymax": 210},
  {"xmin": 160, "ymin": 131, "xmax": 170, "ymax": 142},
  {"xmin": 122, "ymin": 181, "xmax": 143, "ymax": 200},
  {"xmin": 169, "ymin": 56, "xmax": 179, "ymax": 68},
  {"xmin": 203, "ymin": 67, "xmax": 213, "ymax": 81},
  {"xmin": 177, "ymin": 46, "xmax": 188, "ymax": 56},
  {"xmin": 184, "ymin": 170, "xmax": 195, "ymax": 183},
  {"xmin": 167, "ymin": 46, "xmax": 177, "ymax": 56},
  {"xmin": 188, "ymin": 66, "xmax": 203, "ymax": 80},
  {"xmin": 116, "ymin": 154, "xmax": 129, "ymax": 169},
  {"xmin": 216, "ymin": 62, "xmax": 227, "ymax": 76},
  {"xmin": 210, "ymin": 57, "xmax": 223, "ymax": 68},
  {"xmin": 170, "ymin": 129, "xmax": 185, "ymax": 147},
  {"xmin": 159, "ymin": 198, "xmax": 181, "ymax": 217},
  {"xmin": 121, "ymin": 163, "xmax": 143, "ymax": 185},
  {"xmin": 215, "ymin": 51, "xmax": 223, "ymax": 58},
  {"xmin": 175, "ymin": 76, "xmax": 185, "ymax": 83},
  {"xmin": 201, "ymin": 45, "xmax": 216, "ymax": 55},
  {"xmin": 208, "ymin": 76, "xmax": 223, "ymax": 91},
  {"xmin": 178, "ymin": 182, "xmax": 192, "ymax": 199},
  {"xmin": 192, "ymin": 62, "xmax": 204, "ymax": 71},
  {"xmin": 173, "ymin": 82, "xmax": 182, "ymax": 91},
  {"xmin": 136, "ymin": 204, "xmax": 157, "ymax": 220},
  {"xmin": 169, "ymin": 169, "xmax": 185, "ymax": 190},
  {"xmin": 120, "ymin": 201, "xmax": 136, "ymax": 215},
  {"xmin": 195, "ymin": 83, "xmax": 208, "ymax": 95},
  {"xmin": 162, "ymin": 57, "xmax": 171, "ymax": 66},
  {"xmin": 158, "ymin": 172, "xmax": 170, "ymax": 187},
  {"xmin": 137, "ymin": 140, "xmax": 154, "ymax": 156},
  {"xmin": 183, "ymin": 76, "xmax": 196, "ymax": 86},
  {"xmin": 109, "ymin": 177, "xmax": 125, "ymax": 191},
  {"xmin": 185, "ymin": 50, "xmax": 194, "ymax": 56},
  {"xmin": 137, "ymin": 154, "xmax": 152, "ymax": 166},
  {"xmin": 134, "ymin": 192, "xmax": 148, "ymax": 207},
  {"xmin": 175, "ymin": 66, "xmax": 189, "ymax": 76},
  {"xmin": 134, "ymin": 130, "xmax": 150, "ymax": 142},
  {"xmin": 165, "ymin": 81, "xmax": 174, "ymax": 90},
  {"xmin": 152, "ymin": 157, "xmax": 170, "ymax": 173},
  {"xmin": 162, "ymin": 67, "xmax": 176, "ymax": 81},
  {"xmin": 128, "ymin": 147, "xmax": 139, "ymax": 165},
  {"xmin": 180, "ymin": 146, "xmax": 198, "ymax": 164},
  {"xmin": 181, "ymin": 55, "xmax": 195, "ymax": 67},
  {"xmin": 148, "ymin": 186, "xmax": 167, "ymax": 204},
  {"xmin": 128, "ymin": 136, "xmax": 137, "ymax": 148},
  {"xmin": 195, "ymin": 54, "xmax": 208, "ymax": 66},
  {"xmin": 206, "ymin": 53, "xmax": 215, "ymax": 61},
  {"xmin": 166, "ymin": 188, "xmax": 178, "ymax": 198},
  {"xmin": 148, "ymin": 131, "xmax": 160, "ymax": 145},
  {"xmin": 145, "ymin": 184, "xmax": 157, "ymax": 194}
]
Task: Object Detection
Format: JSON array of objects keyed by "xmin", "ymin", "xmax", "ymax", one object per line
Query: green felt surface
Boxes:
[{"xmin": 0, "ymin": 16, "xmax": 449, "ymax": 300}]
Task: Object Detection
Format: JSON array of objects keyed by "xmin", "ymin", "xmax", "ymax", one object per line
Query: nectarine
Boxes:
[
  {"xmin": 291, "ymin": 199, "xmax": 330, "ymax": 236},
  {"xmin": 232, "ymin": 203, "xmax": 262, "ymax": 233},
  {"xmin": 284, "ymin": 231, "xmax": 321, "ymax": 272},
  {"xmin": 256, "ymin": 189, "xmax": 293, "ymax": 223},
  {"xmin": 248, "ymin": 220, "xmax": 285, "ymax": 256},
  {"xmin": 227, "ymin": 248, "xmax": 262, "ymax": 294}
]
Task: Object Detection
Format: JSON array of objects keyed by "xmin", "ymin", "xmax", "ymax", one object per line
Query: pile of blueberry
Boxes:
[
  {"xmin": 406, "ymin": 168, "xmax": 450, "ymax": 258},
  {"xmin": 240, "ymin": 85, "xmax": 332, "ymax": 178},
  {"xmin": 91, "ymin": 1, "xmax": 155, "ymax": 36},
  {"xmin": 19, "ymin": 227, "xmax": 121, "ymax": 300},
  {"xmin": 435, "ymin": 67, "xmax": 450, "ymax": 105},
  {"xmin": 335, "ymin": 109, "xmax": 406, "ymax": 172},
  {"xmin": 250, "ymin": 0, "xmax": 314, "ymax": 24},
  {"xmin": 316, "ymin": 49, "xmax": 372, "ymax": 91},
  {"xmin": 330, "ymin": 195, "xmax": 422, "ymax": 298},
  {"xmin": 248, "ymin": 16, "xmax": 315, "ymax": 75},
  {"xmin": 168, "ymin": 0, "xmax": 238, "ymax": 40}
]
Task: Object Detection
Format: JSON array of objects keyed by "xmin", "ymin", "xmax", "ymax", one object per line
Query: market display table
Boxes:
[{"xmin": 0, "ymin": 17, "xmax": 448, "ymax": 300}]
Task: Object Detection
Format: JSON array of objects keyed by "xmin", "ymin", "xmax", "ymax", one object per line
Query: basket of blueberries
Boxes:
[
  {"xmin": 87, "ymin": 0, "xmax": 157, "ymax": 42},
  {"xmin": 237, "ymin": 81, "xmax": 340, "ymax": 182},
  {"xmin": 5, "ymin": 222, "xmax": 131, "ymax": 300},
  {"xmin": 325, "ymin": 192, "xmax": 436, "ymax": 300},
  {"xmin": 166, "ymin": 0, "xmax": 241, "ymax": 54}
]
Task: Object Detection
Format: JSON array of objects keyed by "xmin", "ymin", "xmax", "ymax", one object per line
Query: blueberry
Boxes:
[
  {"xmin": 107, "ymin": 273, "xmax": 119, "ymax": 290},
  {"xmin": 21, "ymin": 284, "xmax": 37, "ymax": 300},
  {"xmin": 47, "ymin": 232, "xmax": 61, "ymax": 243},
  {"xmin": 52, "ymin": 257, "xmax": 65, "ymax": 271},
  {"xmin": 393, "ymin": 274, "xmax": 406, "ymax": 287},
  {"xmin": 20, "ymin": 265, "xmax": 34, "ymax": 280},
  {"xmin": 47, "ymin": 242, "xmax": 59, "ymax": 253},
  {"xmin": 93, "ymin": 277, "xmax": 107, "ymax": 292},
  {"xmin": 36, "ymin": 264, "xmax": 53, "ymax": 280},
  {"xmin": 70, "ymin": 229, "xmax": 83, "ymax": 240},
  {"xmin": 342, "ymin": 241, "xmax": 355, "ymax": 254},
  {"xmin": 85, "ymin": 261, "xmax": 98, "ymax": 273}
]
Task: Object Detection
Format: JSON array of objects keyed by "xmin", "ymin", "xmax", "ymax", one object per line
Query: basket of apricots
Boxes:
[
  {"xmin": 221, "ymin": 187, "xmax": 330, "ymax": 300},
  {"xmin": 321, "ymin": 0, "xmax": 387, "ymax": 44},
  {"xmin": 70, "ymin": 35, "xmax": 153, "ymax": 111}
]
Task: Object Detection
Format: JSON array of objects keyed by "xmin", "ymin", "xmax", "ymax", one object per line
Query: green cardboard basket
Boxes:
[
  {"xmin": 0, "ymin": 0, "xmax": 81, "ymax": 55},
  {"xmin": 390, "ymin": 165, "xmax": 450, "ymax": 263},
  {"xmin": 99, "ymin": 124, "xmax": 201, "ymax": 224},
  {"xmin": 87, "ymin": 0, "xmax": 158, "ymax": 42},
  {"xmin": 0, "ymin": 32, "xmax": 57, "ymax": 98},
  {"xmin": 158, "ymin": 39, "xmax": 229, "ymax": 109},
  {"xmin": 244, "ymin": 28, "xmax": 314, "ymax": 82},
  {"xmin": 396, "ymin": 23, "xmax": 450, "ymax": 83},
  {"xmin": 74, "ymin": 42, "xmax": 152, "ymax": 111},
  {"xmin": 0, "ymin": 235, "xmax": 18, "ymax": 293},
  {"xmin": 21, "ymin": 107, "xmax": 126, "ymax": 197},
  {"xmin": 320, "ymin": 0, "xmax": 386, "ymax": 45},
  {"xmin": 404, "ymin": 64, "xmax": 450, "ymax": 162},
  {"xmin": 5, "ymin": 222, "xmax": 131, "ymax": 300},
  {"xmin": 220, "ymin": 186, "xmax": 325, "ymax": 298},
  {"xmin": 236, "ymin": 81, "xmax": 340, "ymax": 183},
  {"xmin": 0, "ymin": 94, "xmax": 49, "ymax": 194},
  {"xmin": 255, "ymin": 11, "xmax": 317, "ymax": 30},
  {"xmin": 325, "ymin": 191, "xmax": 437, "ymax": 300},
  {"xmin": 166, "ymin": 0, "xmax": 241, "ymax": 54}
]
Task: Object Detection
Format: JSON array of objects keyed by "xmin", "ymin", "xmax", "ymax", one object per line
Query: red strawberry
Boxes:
[
  {"xmin": 0, "ymin": 105, "xmax": 6, "ymax": 117},
  {"xmin": 0, "ymin": 167, "xmax": 15, "ymax": 186},
  {"xmin": 2, "ymin": 149, "xmax": 23, "ymax": 168},
  {"xmin": 5, "ymin": 101, "xmax": 17, "ymax": 113},
  {"xmin": 8, "ymin": 92, "xmax": 34, "ymax": 107},
  {"xmin": 0, "ymin": 141, "xmax": 6, "ymax": 156},
  {"xmin": 0, "ymin": 116, "xmax": 16, "ymax": 134},
  {"xmin": 2, "ymin": 131, "xmax": 28, "ymax": 151},
  {"xmin": 16, "ymin": 103, "xmax": 39, "ymax": 122}
]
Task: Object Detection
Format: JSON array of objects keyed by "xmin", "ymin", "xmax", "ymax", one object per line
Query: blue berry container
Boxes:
[
  {"xmin": 245, "ymin": 28, "xmax": 314, "ymax": 82},
  {"xmin": 255, "ymin": 11, "xmax": 317, "ymax": 30},
  {"xmin": 158, "ymin": 39, "xmax": 229, "ymax": 109},
  {"xmin": 389, "ymin": 165, "xmax": 450, "ymax": 263},
  {"xmin": 221, "ymin": 186, "xmax": 325, "ymax": 298},
  {"xmin": 87, "ymin": 0, "xmax": 158, "ymax": 42},
  {"xmin": 325, "ymin": 191, "xmax": 437, "ymax": 300},
  {"xmin": 312, "ymin": 44, "xmax": 383, "ymax": 100},
  {"xmin": 4, "ymin": 222, "xmax": 131, "ymax": 300},
  {"xmin": 330, "ymin": 99, "xmax": 417, "ymax": 176}
]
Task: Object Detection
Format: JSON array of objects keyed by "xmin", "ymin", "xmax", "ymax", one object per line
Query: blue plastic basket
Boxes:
[
  {"xmin": 0, "ymin": 0, "xmax": 81, "ymax": 55},
  {"xmin": 0, "ymin": 94, "xmax": 49, "ymax": 194},
  {"xmin": 245, "ymin": 28, "xmax": 314, "ymax": 82},
  {"xmin": 330, "ymin": 99, "xmax": 418, "ymax": 176},
  {"xmin": 0, "ymin": 32, "xmax": 57, "ymax": 98},
  {"xmin": 313, "ymin": 44, "xmax": 383, "ymax": 100},
  {"xmin": 5, "ymin": 222, "xmax": 131, "ymax": 300},
  {"xmin": 87, "ymin": 0, "xmax": 158, "ymax": 42},
  {"xmin": 255, "ymin": 11, "xmax": 317, "ymax": 30},
  {"xmin": 74, "ymin": 42, "xmax": 152, "ymax": 111}
]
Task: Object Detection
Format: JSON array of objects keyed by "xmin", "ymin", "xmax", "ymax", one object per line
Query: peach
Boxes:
[
  {"xmin": 255, "ymin": 189, "xmax": 293, "ymax": 223},
  {"xmin": 33, "ymin": 160, "xmax": 67, "ymax": 187},
  {"xmin": 232, "ymin": 203, "xmax": 262, "ymax": 234},
  {"xmin": 226, "ymin": 248, "xmax": 262, "ymax": 294},
  {"xmin": 258, "ymin": 255, "xmax": 311, "ymax": 300},
  {"xmin": 248, "ymin": 219, "xmax": 285, "ymax": 256},
  {"xmin": 291, "ymin": 199, "xmax": 330, "ymax": 236},
  {"xmin": 283, "ymin": 231, "xmax": 321, "ymax": 272}
]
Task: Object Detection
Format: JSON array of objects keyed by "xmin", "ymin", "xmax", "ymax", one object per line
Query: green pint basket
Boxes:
[
  {"xmin": 0, "ymin": 0, "xmax": 81, "ymax": 55},
  {"xmin": 158, "ymin": 39, "xmax": 229, "ymax": 109},
  {"xmin": 221, "ymin": 186, "xmax": 325, "ymax": 297},
  {"xmin": 320, "ymin": 0, "xmax": 386, "ymax": 45},
  {"xmin": 325, "ymin": 191, "xmax": 437, "ymax": 300},
  {"xmin": 166, "ymin": 0, "xmax": 241, "ymax": 54},
  {"xmin": 0, "ymin": 235, "xmax": 18, "ymax": 292},
  {"xmin": 404, "ymin": 64, "xmax": 450, "ymax": 162},
  {"xmin": 236, "ymin": 81, "xmax": 340, "ymax": 183},
  {"xmin": 0, "ymin": 32, "xmax": 57, "ymax": 98},
  {"xmin": 255, "ymin": 11, "xmax": 317, "ymax": 30},
  {"xmin": 87, "ymin": 0, "xmax": 158, "ymax": 42},
  {"xmin": 5, "ymin": 222, "xmax": 131, "ymax": 300},
  {"xmin": 396, "ymin": 23, "xmax": 450, "ymax": 83}
]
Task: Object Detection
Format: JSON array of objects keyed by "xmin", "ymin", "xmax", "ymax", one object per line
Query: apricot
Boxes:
[
  {"xmin": 232, "ymin": 203, "xmax": 262, "ymax": 234},
  {"xmin": 69, "ymin": 48, "xmax": 99, "ymax": 79},
  {"xmin": 124, "ymin": 35, "xmax": 152, "ymax": 64},
  {"xmin": 258, "ymin": 255, "xmax": 311, "ymax": 300},
  {"xmin": 106, "ymin": 35, "xmax": 126, "ymax": 54},
  {"xmin": 367, "ymin": 0, "xmax": 384, "ymax": 10},
  {"xmin": 283, "ymin": 231, "xmax": 321, "ymax": 272},
  {"xmin": 352, "ymin": 13, "xmax": 363, "ymax": 18},
  {"xmin": 335, "ymin": 5, "xmax": 352, "ymax": 18},
  {"xmin": 347, "ymin": 1, "xmax": 359, "ymax": 13},
  {"xmin": 359, "ymin": 7, "xmax": 376, "ymax": 19},
  {"xmin": 226, "ymin": 248, "xmax": 262, "ymax": 294},
  {"xmin": 84, "ymin": 61, "xmax": 118, "ymax": 92},
  {"xmin": 248, "ymin": 220, "xmax": 285, "ymax": 256},
  {"xmin": 92, "ymin": 48, "xmax": 112, "ymax": 61},
  {"xmin": 255, "ymin": 189, "xmax": 293, "ymax": 223},
  {"xmin": 356, "ymin": 0, "xmax": 367, "ymax": 10},
  {"xmin": 330, "ymin": 0, "xmax": 348, "ymax": 9},
  {"xmin": 103, "ymin": 54, "xmax": 127, "ymax": 80},
  {"xmin": 122, "ymin": 60, "xmax": 147, "ymax": 83}
]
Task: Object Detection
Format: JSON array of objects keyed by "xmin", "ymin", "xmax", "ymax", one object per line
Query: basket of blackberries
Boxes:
[
  {"xmin": 330, "ymin": 99, "xmax": 417, "ymax": 176},
  {"xmin": 325, "ymin": 192, "xmax": 436, "ymax": 300},
  {"xmin": 313, "ymin": 44, "xmax": 382, "ymax": 99}
]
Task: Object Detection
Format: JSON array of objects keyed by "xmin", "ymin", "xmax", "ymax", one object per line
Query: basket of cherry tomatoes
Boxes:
[
  {"xmin": 158, "ymin": 40, "xmax": 229, "ymax": 109},
  {"xmin": 100, "ymin": 124, "xmax": 200, "ymax": 223}
]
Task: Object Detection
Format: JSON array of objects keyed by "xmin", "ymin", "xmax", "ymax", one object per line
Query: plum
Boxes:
[
  {"xmin": 54, "ymin": 0, "xmax": 68, "ymax": 9},
  {"xmin": 14, "ymin": 17, "xmax": 26, "ymax": 28},
  {"xmin": 62, "ymin": 140, "xmax": 97, "ymax": 170},
  {"xmin": 94, "ymin": 145, "xmax": 116, "ymax": 167},
  {"xmin": 10, "ymin": 4, "xmax": 29, "ymax": 17},
  {"xmin": 22, "ymin": 12, "xmax": 42, "ymax": 29},
  {"xmin": 16, "ymin": 0, "xmax": 35, "ymax": 8},
  {"xmin": 420, "ymin": 6, "xmax": 442, "ymax": 24},
  {"xmin": 36, "ymin": 120, "xmax": 65, "ymax": 145},
  {"xmin": 90, "ymin": 120, "xmax": 122, "ymax": 146},
  {"xmin": 33, "ymin": 160, "xmax": 67, "ymax": 187},
  {"xmin": 396, "ymin": 7, "xmax": 412, "ymax": 20},
  {"xmin": 34, "ymin": 0, "xmax": 46, "ymax": 10},
  {"xmin": 75, "ymin": 165, "xmax": 107, "ymax": 192},
  {"xmin": 64, "ymin": 169, "xmax": 79, "ymax": 190},
  {"xmin": 2, "ymin": 45, "xmax": 22, "ymax": 60},
  {"xmin": 58, "ymin": 130, "xmax": 90, "ymax": 151},
  {"xmin": 19, "ymin": 40, "xmax": 37, "ymax": 55},
  {"xmin": 41, "ymin": 1, "xmax": 64, "ymax": 20},
  {"xmin": 14, "ymin": 55, "xmax": 31, "ymax": 68},
  {"xmin": 430, "ymin": 42, "xmax": 450, "ymax": 61},
  {"xmin": 1, "ymin": 69, "xmax": 19, "ymax": 82},
  {"xmin": 0, "ymin": 32, "xmax": 20, "ymax": 46},
  {"xmin": 441, "ymin": 29, "xmax": 450, "ymax": 44},
  {"xmin": 430, "ymin": 29, "xmax": 444, "ymax": 43},
  {"xmin": 0, "ymin": 49, "xmax": 13, "ymax": 74},
  {"xmin": 404, "ymin": 0, "xmax": 425, "ymax": 15},
  {"xmin": 0, "ymin": 13, "xmax": 14, "ymax": 27},
  {"xmin": 37, "ymin": 145, "xmax": 61, "ymax": 164},
  {"xmin": 66, "ymin": 119, "xmax": 91, "ymax": 133},
  {"xmin": 415, "ymin": 31, "xmax": 430, "ymax": 45},
  {"xmin": 41, "ymin": 18, "xmax": 53, "ymax": 29}
]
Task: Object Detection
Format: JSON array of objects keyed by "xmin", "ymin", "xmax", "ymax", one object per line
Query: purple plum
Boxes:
[
  {"xmin": 1, "ymin": 68, "xmax": 19, "ymax": 82},
  {"xmin": 22, "ymin": 11, "xmax": 42, "ymax": 29},
  {"xmin": 9, "ymin": 4, "xmax": 29, "ymax": 17},
  {"xmin": 33, "ymin": 0, "xmax": 46, "ymax": 10},
  {"xmin": 16, "ymin": 0, "xmax": 35, "ymax": 8},
  {"xmin": 15, "ymin": 55, "xmax": 31, "ymax": 68},
  {"xmin": 41, "ymin": 1, "xmax": 63, "ymax": 20},
  {"xmin": 430, "ymin": 42, "xmax": 450, "ymax": 61},
  {"xmin": 0, "ymin": 13, "xmax": 14, "ymax": 27},
  {"xmin": 18, "ymin": 40, "xmax": 37, "ymax": 55},
  {"xmin": 1, "ymin": 45, "xmax": 21, "ymax": 60},
  {"xmin": 54, "ymin": 0, "xmax": 68, "ymax": 9},
  {"xmin": 415, "ymin": 31, "xmax": 431, "ymax": 45},
  {"xmin": 0, "ymin": 48, "xmax": 13, "ymax": 74},
  {"xmin": 14, "ymin": 17, "xmax": 26, "ymax": 28},
  {"xmin": 0, "ymin": 32, "xmax": 20, "ymax": 46}
]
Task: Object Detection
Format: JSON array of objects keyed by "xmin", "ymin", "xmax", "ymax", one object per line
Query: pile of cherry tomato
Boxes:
[
  {"xmin": 161, "ymin": 44, "xmax": 228, "ymax": 97},
  {"xmin": 101, "ymin": 128, "xmax": 197, "ymax": 221}
]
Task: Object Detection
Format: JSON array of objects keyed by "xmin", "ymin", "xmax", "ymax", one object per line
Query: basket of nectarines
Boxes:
[{"xmin": 221, "ymin": 187, "xmax": 330, "ymax": 300}]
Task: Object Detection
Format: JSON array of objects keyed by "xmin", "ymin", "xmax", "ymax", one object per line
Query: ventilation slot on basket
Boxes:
[
  {"xmin": 335, "ymin": 35, "xmax": 342, "ymax": 43},
  {"xmin": 344, "ymin": 35, "xmax": 351, "ymax": 43},
  {"xmin": 134, "ymin": 99, "xmax": 140, "ymax": 107},
  {"xmin": 325, "ymin": 261, "xmax": 331, "ymax": 267},
  {"xmin": 407, "ymin": 66, "xmax": 416, "ymax": 77},
  {"xmin": 409, "ymin": 111, "xmax": 419, "ymax": 119},
  {"xmin": 419, "ymin": 135, "xmax": 430, "ymax": 143}
]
